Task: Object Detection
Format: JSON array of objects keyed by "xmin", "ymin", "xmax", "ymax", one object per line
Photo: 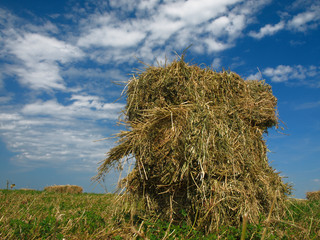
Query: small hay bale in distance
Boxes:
[
  {"xmin": 20, "ymin": 188, "xmax": 35, "ymax": 191},
  {"xmin": 306, "ymin": 191, "xmax": 320, "ymax": 201},
  {"xmin": 96, "ymin": 56, "xmax": 291, "ymax": 233},
  {"xmin": 44, "ymin": 185, "xmax": 83, "ymax": 194}
]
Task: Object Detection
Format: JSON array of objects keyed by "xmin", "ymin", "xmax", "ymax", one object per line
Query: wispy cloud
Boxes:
[
  {"xmin": 4, "ymin": 33, "xmax": 84, "ymax": 90},
  {"xmin": 78, "ymin": 26, "xmax": 146, "ymax": 48},
  {"xmin": 249, "ymin": 1, "xmax": 320, "ymax": 39},
  {"xmin": 212, "ymin": 58, "xmax": 222, "ymax": 70},
  {"xmin": 249, "ymin": 21, "xmax": 285, "ymax": 39},
  {"xmin": 294, "ymin": 101, "xmax": 320, "ymax": 110},
  {"xmin": 0, "ymin": 94, "xmax": 124, "ymax": 171},
  {"xmin": 287, "ymin": 3, "xmax": 320, "ymax": 32}
]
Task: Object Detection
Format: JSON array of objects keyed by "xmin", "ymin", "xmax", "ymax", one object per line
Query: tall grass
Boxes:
[{"xmin": 0, "ymin": 189, "xmax": 319, "ymax": 239}]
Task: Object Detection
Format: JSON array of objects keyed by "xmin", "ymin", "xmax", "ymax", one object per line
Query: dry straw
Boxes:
[
  {"xmin": 95, "ymin": 55, "xmax": 291, "ymax": 233},
  {"xmin": 306, "ymin": 191, "xmax": 320, "ymax": 201},
  {"xmin": 44, "ymin": 185, "xmax": 83, "ymax": 194}
]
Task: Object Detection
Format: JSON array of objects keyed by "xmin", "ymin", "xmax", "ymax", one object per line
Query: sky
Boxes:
[{"xmin": 0, "ymin": 0, "xmax": 319, "ymax": 198}]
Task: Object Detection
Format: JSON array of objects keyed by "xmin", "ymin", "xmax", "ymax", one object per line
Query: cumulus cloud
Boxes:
[
  {"xmin": 246, "ymin": 64, "xmax": 320, "ymax": 88},
  {"xmin": 263, "ymin": 65, "xmax": 320, "ymax": 84},
  {"xmin": 263, "ymin": 65, "xmax": 295, "ymax": 82},
  {"xmin": 247, "ymin": 65, "xmax": 320, "ymax": 87},
  {"xmin": 74, "ymin": 0, "xmax": 271, "ymax": 63},
  {"xmin": 246, "ymin": 72, "xmax": 263, "ymax": 80}
]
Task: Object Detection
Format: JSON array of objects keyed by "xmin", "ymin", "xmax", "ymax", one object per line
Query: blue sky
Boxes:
[{"xmin": 0, "ymin": 0, "xmax": 319, "ymax": 198}]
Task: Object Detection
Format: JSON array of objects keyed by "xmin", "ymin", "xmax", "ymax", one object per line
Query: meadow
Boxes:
[{"xmin": 0, "ymin": 189, "xmax": 319, "ymax": 239}]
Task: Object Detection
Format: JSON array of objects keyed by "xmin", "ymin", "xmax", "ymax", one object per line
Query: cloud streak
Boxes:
[
  {"xmin": 249, "ymin": 1, "xmax": 320, "ymax": 39},
  {"xmin": 4, "ymin": 32, "xmax": 84, "ymax": 90},
  {"xmin": 0, "ymin": 94, "xmax": 124, "ymax": 171},
  {"xmin": 249, "ymin": 21, "xmax": 285, "ymax": 39}
]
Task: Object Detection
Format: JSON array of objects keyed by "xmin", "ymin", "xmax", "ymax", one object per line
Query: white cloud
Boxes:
[
  {"xmin": 160, "ymin": 0, "xmax": 241, "ymax": 25},
  {"xmin": 78, "ymin": 26, "xmax": 146, "ymax": 48},
  {"xmin": 4, "ymin": 32, "xmax": 84, "ymax": 90},
  {"xmin": 0, "ymin": 10, "xmax": 85, "ymax": 91},
  {"xmin": 22, "ymin": 96, "xmax": 124, "ymax": 120},
  {"xmin": 74, "ymin": 0, "xmax": 270, "ymax": 63},
  {"xmin": 0, "ymin": 94, "xmax": 124, "ymax": 171},
  {"xmin": 205, "ymin": 39, "xmax": 231, "ymax": 52},
  {"xmin": 288, "ymin": 5, "xmax": 320, "ymax": 31},
  {"xmin": 246, "ymin": 72, "xmax": 262, "ymax": 80},
  {"xmin": 248, "ymin": 1, "xmax": 320, "ymax": 39},
  {"xmin": 212, "ymin": 58, "xmax": 222, "ymax": 69},
  {"xmin": 262, "ymin": 65, "xmax": 320, "ymax": 86},
  {"xmin": 249, "ymin": 21, "xmax": 285, "ymax": 39},
  {"xmin": 7, "ymin": 33, "xmax": 82, "ymax": 63},
  {"xmin": 137, "ymin": 0, "xmax": 160, "ymax": 12},
  {"xmin": 263, "ymin": 65, "xmax": 294, "ymax": 82},
  {"xmin": 8, "ymin": 62, "xmax": 66, "ymax": 90},
  {"xmin": 0, "ymin": 96, "xmax": 12, "ymax": 104}
]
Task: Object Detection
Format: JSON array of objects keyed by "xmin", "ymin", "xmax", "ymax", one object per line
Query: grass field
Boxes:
[{"xmin": 0, "ymin": 189, "xmax": 319, "ymax": 239}]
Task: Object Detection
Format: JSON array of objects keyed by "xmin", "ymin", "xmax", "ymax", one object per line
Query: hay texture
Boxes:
[
  {"xmin": 306, "ymin": 191, "xmax": 320, "ymax": 201},
  {"xmin": 44, "ymin": 185, "xmax": 83, "ymax": 194},
  {"xmin": 96, "ymin": 57, "xmax": 291, "ymax": 232},
  {"xmin": 20, "ymin": 188, "xmax": 35, "ymax": 191}
]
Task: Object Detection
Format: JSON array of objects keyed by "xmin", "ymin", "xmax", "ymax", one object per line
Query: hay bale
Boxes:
[
  {"xmin": 306, "ymin": 191, "xmax": 320, "ymax": 201},
  {"xmin": 95, "ymin": 56, "xmax": 291, "ymax": 232},
  {"xmin": 44, "ymin": 185, "xmax": 83, "ymax": 194},
  {"xmin": 20, "ymin": 188, "xmax": 35, "ymax": 191}
]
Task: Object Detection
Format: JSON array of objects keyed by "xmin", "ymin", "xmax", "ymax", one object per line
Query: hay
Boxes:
[
  {"xmin": 306, "ymin": 191, "xmax": 320, "ymax": 201},
  {"xmin": 20, "ymin": 188, "xmax": 35, "ymax": 191},
  {"xmin": 44, "ymin": 185, "xmax": 83, "ymax": 194},
  {"xmin": 95, "ymin": 56, "xmax": 291, "ymax": 232}
]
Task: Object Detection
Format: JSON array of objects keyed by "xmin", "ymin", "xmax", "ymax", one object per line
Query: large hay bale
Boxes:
[
  {"xmin": 44, "ymin": 185, "xmax": 83, "ymax": 194},
  {"xmin": 306, "ymin": 191, "xmax": 320, "ymax": 201},
  {"xmin": 96, "ymin": 56, "xmax": 291, "ymax": 232}
]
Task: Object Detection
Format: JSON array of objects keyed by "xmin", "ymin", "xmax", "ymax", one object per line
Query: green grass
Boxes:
[{"xmin": 0, "ymin": 190, "xmax": 319, "ymax": 239}]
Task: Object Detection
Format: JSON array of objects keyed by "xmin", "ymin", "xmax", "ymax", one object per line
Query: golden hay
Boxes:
[
  {"xmin": 20, "ymin": 188, "xmax": 35, "ymax": 191},
  {"xmin": 44, "ymin": 185, "xmax": 83, "ymax": 194},
  {"xmin": 95, "ymin": 56, "xmax": 291, "ymax": 233},
  {"xmin": 306, "ymin": 191, "xmax": 320, "ymax": 201}
]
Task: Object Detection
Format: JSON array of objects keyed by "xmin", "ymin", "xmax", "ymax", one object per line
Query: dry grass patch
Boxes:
[
  {"xmin": 306, "ymin": 191, "xmax": 320, "ymax": 201},
  {"xmin": 44, "ymin": 185, "xmax": 83, "ymax": 194}
]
